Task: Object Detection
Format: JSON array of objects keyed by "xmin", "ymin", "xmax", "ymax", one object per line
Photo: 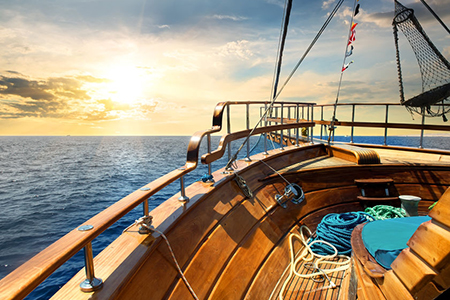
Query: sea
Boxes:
[{"xmin": 0, "ymin": 135, "xmax": 449, "ymax": 299}]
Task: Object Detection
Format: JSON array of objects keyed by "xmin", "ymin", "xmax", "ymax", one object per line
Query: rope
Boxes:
[
  {"xmin": 328, "ymin": 0, "xmax": 359, "ymax": 145},
  {"xmin": 364, "ymin": 205, "xmax": 406, "ymax": 220},
  {"xmin": 224, "ymin": 0, "xmax": 344, "ymax": 171},
  {"xmin": 201, "ymin": 174, "xmax": 214, "ymax": 182},
  {"xmin": 124, "ymin": 217, "xmax": 199, "ymax": 300},
  {"xmin": 309, "ymin": 212, "xmax": 374, "ymax": 256},
  {"xmin": 276, "ymin": 226, "xmax": 351, "ymax": 300}
]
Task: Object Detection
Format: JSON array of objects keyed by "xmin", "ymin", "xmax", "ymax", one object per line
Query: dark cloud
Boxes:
[
  {"xmin": 0, "ymin": 72, "xmax": 159, "ymax": 121},
  {"xmin": 0, "ymin": 77, "xmax": 55, "ymax": 100},
  {"xmin": 0, "ymin": 75, "xmax": 90, "ymax": 101}
]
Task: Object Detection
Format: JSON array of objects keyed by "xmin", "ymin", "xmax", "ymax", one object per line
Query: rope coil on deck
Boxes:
[
  {"xmin": 365, "ymin": 205, "xmax": 406, "ymax": 220},
  {"xmin": 309, "ymin": 212, "xmax": 375, "ymax": 256},
  {"xmin": 276, "ymin": 226, "xmax": 351, "ymax": 300}
]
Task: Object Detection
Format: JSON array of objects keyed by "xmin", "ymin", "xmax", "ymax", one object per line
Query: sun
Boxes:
[{"xmin": 104, "ymin": 65, "xmax": 148, "ymax": 105}]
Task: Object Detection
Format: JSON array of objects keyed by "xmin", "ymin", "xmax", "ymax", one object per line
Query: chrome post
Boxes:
[
  {"xmin": 280, "ymin": 103, "xmax": 284, "ymax": 150},
  {"xmin": 275, "ymin": 106, "xmax": 278, "ymax": 146},
  {"xmin": 296, "ymin": 104, "xmax": 300, "ymax": 146},
  {"xmin": 420, "ymin": 111, "xmax": 425, "ymax": 149},
  {"xmin": 178, "ymin": 175, "xmax": 189, "ymax": 202},
  {"xmin": 79, "ymin": 241, "xmax": 103, "ymax": 292},
  {"xmin": 320, "ymin": 106, "xmax": 324, "ymax": 140},
  {"xmin": 264, "ymin": 103, "xmax": 269, "ymax": 154},
  {"xmin": 384, "ymin": 104, "xmax": 389, "ymax": 146},
  {"xmin": 310, "ymin": 105, "xmax": 314, "ymax": 144},
  {"xmin": 287, "ymin": 106, "xmax": 291, "ymax": 145},
  {"xmin": 227, "ymin": 104, "xmax": 231, "ymax": 161},
  {"xmin": 138, "ymin": 198, "xmax": 151, "ymax": 234},
  {"xmin": 351, "ymin": 104, "xmax": 355, "ymax": 143},
  {"xmin": 245, "ymin": 103, "xmax": 251, "ymax": 161},
  {"xmin": 207, "ymin": 133, "xmax": 212, "ymax": 176},
  {"xmin": 306, "ymin": 105, "xmax": 310, "ymax": 142}
]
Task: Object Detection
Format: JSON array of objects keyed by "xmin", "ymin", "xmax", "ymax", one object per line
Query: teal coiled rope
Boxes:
[
  {"xmin": 308, "ymin": 212, "xmax": 375, "ymax": 256},
  {"xmin": 364, "ymin": 205, "xmax": 406, "ymax": 220}
]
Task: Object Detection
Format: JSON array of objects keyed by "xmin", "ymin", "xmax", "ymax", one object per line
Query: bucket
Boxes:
[{"xmin": 399, "ymin": 195, "xmax": 421, "ymax": 216}]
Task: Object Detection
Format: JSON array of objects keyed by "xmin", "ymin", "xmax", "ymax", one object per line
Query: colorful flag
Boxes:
[
  {"xmin": 342, "ymin": 60, "xmax": 354, "ymax": 72},
  {"xmin": 348, "ymin": 22, "xmax": 358, "ymax": 46},
  {"xmin": 346, "ymin": 45, "xmax": 354, "ymax": 57}
]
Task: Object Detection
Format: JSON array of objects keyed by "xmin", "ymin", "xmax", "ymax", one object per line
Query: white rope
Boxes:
[
  {"xmin": 124, "ymin": 217, "xmax": 199, "ymax": 300},
  {"xmin": 277, "ymin": 226, "xmax": 351, "ymax": 300}
]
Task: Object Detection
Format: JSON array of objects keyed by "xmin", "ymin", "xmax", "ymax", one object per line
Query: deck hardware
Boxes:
[
  {"xmin": 79, "ymin": 242, "xmax": 103, "ymax": 292},
  {"xmin": 139, "ymin": 199, "xmax": 151, "ymax": 234},
  {"xmin": 178, "ymin": 176, "xmax": 190, "ymax": 202},
  {"xmin": 245, "ymin": 103, "xmax": 252, "ymax": 161},
  {"xmin": 234, "ymin": 173, "xmax": 253, "ymax": 198},
  {"xmin": 140, "ymin": 187, "xmax": 150, "ymax": 191},
  {"xmin": 78, "ymin": 225, "xmax": 94, "ymax": 231},
  {"xmin": 207, "ymin": 134, "xmax": 213, "ymax": 176},
  {"xmin": 275, "ymin": 183, "xmax": 304, "ymax": 208}
]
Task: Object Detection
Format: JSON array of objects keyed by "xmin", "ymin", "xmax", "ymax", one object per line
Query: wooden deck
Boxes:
[
  {"xmin": 1, "ymin": 140, "xmax": 449, "ymax": 300},
  {"xmin": 45, "ymin": 143, "xmax": 450, "ymax": 299}
]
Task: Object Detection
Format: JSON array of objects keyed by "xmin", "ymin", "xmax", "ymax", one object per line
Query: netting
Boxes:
[{"xmin": 393, "ymin": 0, "xmax": 450, "ymax": 118}]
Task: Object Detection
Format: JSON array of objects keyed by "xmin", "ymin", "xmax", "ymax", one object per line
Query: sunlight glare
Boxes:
[{"xmin": 105, "ymin": 65, "xmax": 148, "ymax": 104}]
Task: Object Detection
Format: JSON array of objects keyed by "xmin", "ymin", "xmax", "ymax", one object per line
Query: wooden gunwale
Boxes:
[
  {"xmin": 49, "ymin": 147, "xmax": 450, "ymax": 299},
  {"xmin": 2, "ymin": 100, "xmax": 450, "ymax": 299},
  {"xmin": 0, "ymin": 101, "xmax": 317, "ymax": 299}
]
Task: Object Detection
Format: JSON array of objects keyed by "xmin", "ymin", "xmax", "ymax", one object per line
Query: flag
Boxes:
[
  {"xmin": 346, "ymin": 45, "xmax": 354, "ymax": 57},
  {"xmin": 355, "ymin": 4, "xmax": 360, "ymax": 16},
  {"xmin": 348, "ymin": 22, "xmax": 358, "ymax": 46},
  {"xmin": 342, "ymin": 60, "xmax": 354, "ymax": 72}
]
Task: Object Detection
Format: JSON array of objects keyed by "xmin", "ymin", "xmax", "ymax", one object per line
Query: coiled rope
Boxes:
[
  {"xmin": 364, "ymin": 205, "xmax": 406, "ymax": 220},
  {"xmin": 275, "ymin": 226, "xmax": 351, "ymax": 300},
  {"xmin": 309, "ymin": 212, "xmax": 374, "ymax": 256}
]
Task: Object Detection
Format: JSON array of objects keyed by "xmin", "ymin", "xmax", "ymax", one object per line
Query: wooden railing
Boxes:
[
  {"xmin": 0, "ymin": 101, "xmax": 315, "ymax": 300},
  {"xmin": 4, "ymin": 100, "xmax": 447, "ymax": 299}
]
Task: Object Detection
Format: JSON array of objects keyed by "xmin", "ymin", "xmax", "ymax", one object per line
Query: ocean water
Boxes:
[{"xmin": 0, "ymin": 135, "xmax": 449, "ymax": 299}]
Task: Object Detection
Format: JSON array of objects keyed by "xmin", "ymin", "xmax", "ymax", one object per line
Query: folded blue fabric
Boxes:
[{"xmin": 361, "ymin": 216, "xmax": 431, "ymax": 269}]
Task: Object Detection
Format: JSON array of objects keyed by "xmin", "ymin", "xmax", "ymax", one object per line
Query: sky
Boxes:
[{"xmin": 0, "ymin": 0, "xmax": 449, "ymax": 136}]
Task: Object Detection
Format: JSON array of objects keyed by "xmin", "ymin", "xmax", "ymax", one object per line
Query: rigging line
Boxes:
[
  {"xmin": 259, "ymin": 159, "xmax": 291, "ymax": 185},
  {"xmin": 224, "ymin": 0, "xmax": 344, "ymax": 171},
  {"xmin": 273, "ymin": 0, "xmax": 294, "ymax": 100},
  {"xmin": 270, "ymin": 0, "xmax": 291, "ymax": 102},
  {"xmin": 225, "ymin": 0, "xmax": 294, "ymax": 171},
  {"xmin": 419, "ymin": 0, "xmax": 450, "ymax": 35},
  {"xmin": 274, "ymin": 0, "xmax": 345, "ymax": 101},
  {"xmin": 328, "ymin": 0, "xmax": 359, "ymax": 145}
]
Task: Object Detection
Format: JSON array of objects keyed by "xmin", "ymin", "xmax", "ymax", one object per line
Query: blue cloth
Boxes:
[{"xmin": 361, "ymin": 216, "xmax": 431, "ymax": 269}]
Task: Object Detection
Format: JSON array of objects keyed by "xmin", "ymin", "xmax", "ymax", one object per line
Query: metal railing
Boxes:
[
  {"xmin": 4, "ymin": 100, "xmax": 448, "ymax": 299},
  {"xmin": 0, "ymin": 101, "xmax": 315, "ymax": 299}
]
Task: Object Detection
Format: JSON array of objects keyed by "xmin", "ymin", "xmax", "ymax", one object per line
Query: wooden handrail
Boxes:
[
  {"xmin": 0, "ymin": 100, "xmax": 315, "ymax": 299},
  {"xmin": 202, "ymin": 122, "xmax": 315, "ymax": 164},
  {"xmin": 3, "ymin": 100, "xmax": 448, "ymax": 299}
]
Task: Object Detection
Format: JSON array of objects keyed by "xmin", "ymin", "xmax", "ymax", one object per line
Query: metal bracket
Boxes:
[{"xmin": 276, "ymin": 183, "xmax": 305, "ymax": 208}]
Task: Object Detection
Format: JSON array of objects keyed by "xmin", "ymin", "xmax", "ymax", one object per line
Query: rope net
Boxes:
[{"xmin": 393, "ymin": 0, "xmax": 450, "ymax": 117}]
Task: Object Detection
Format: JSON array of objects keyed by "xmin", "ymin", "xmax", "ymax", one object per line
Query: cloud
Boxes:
[
  {"xmin": 322, "ymin": 0, "xmax": 336, "ymax": 10},
  {"xmin": 209, "ymin": 15, "xmax": 248, "ymax": 21},
  {"xmin": 217, "ymin": 40, "xmax": 254, "ymax": 60},
  {"xmin": 157, "ymin": 24, "xmax": 170, "ymax": 29},
  {"xmin": 0, "ymin": 72, "xmax": 160, "ymax": 121}
]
